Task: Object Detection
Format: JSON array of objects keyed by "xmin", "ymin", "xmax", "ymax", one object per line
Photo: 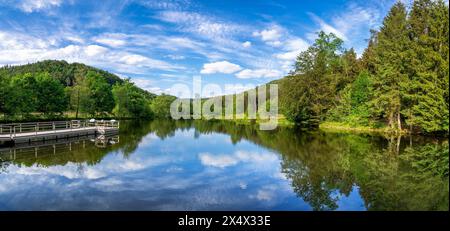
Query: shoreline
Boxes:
[{"xmin": 1, "ymin": 114, "xmax": 448, "ymax": 137}]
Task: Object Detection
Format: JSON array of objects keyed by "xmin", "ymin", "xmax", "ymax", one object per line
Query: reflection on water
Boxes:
[{"xmin": 0, "ymin": 120, "xmax": 448, "ymax": 211}]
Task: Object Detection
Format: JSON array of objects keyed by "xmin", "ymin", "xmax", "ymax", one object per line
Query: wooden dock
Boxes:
[{"xmin": 0, "ymin": 120, "xmax": 119, "ymax": 144}]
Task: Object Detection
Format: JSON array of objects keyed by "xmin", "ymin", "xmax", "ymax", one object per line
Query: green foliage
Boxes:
[
  {"xmin": 0, "ymin": 60, "xmax": 123, "ymax": 87},
  {"xmin": 5, "ymin": 73, "xmax": 38, "ymax": 117},
  {"xmin": 279, "ymin": 0, "xmax": 448, "ymax": 134},
  {"xmin": 328, "ymin": 71, "xmax": 372, "ymax": 126},
  {"xmin": 402, "ymin": 0, "xmax": 449, "ymax": 133},
  {"xmin": 370, "ymin": 2, "xmax": 409, "ymax": 130},
  {"xmin": 403, "ymin": 141, "xmax": 449, "ymax": 177},
  {"xmin": 78, "ymin": 71, "xmax": 115, "ymax": 116},
  {"xmin": 0, "ymin": 61, "xmax": 160, "ymax": 120},
  {"xmin": 112, "ymin": 80, "xmax": 153, "ymax": 118},
  {"xmin": 281, "ymin": 32, "xmax": 344, "ymax": 127},
  {"xmin": 66, "ymin": 74, "xmax": 89, "ymax": 119},
  {"xmin": 35, "ymin": 72, "xmax": 67, "ymax": 115},
  {"xmin": 150, "ymin": 94, "xmax": 177, "ymax": 119}
]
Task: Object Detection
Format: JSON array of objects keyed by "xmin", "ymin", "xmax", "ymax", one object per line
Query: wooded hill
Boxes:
[{"xmin": 0, "ymin": 60, "xmax": 176, "ymax": 121}]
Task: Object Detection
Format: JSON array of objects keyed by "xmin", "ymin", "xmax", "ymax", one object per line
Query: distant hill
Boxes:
[{"xmin": 0, "ymin": 60, "xmax": 156, "ymax": 99}]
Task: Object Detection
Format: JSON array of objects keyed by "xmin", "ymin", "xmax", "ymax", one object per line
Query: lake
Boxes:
[{"xmin": 0, "ymin": 120, "xmax": 448, "ymax": 211}]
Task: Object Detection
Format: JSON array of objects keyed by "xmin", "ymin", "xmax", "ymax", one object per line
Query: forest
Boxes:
[
  {"xmin": 276, "ymin": 0, "xmax": 448, "ymax": 134},
  {"xmin": 0, "ymin": 60, "xmax": 176, "ymax": 121},
  {"xmin": 0, "ymin": 0, "xmax": 448, "ymax": 135}
]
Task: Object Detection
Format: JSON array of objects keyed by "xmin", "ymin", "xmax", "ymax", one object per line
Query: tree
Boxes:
[
  {"xmin": 150, "ymin": 94, "xmax": 177, "ymax": 119},
  {"xmin": 369, "ymin": 2, "xmax": 409, "ymax": 131},
  {"xmin": 338, "ymin": 48, "xmax": 361, "ymax": 90},
  {"xmin": 281, "ymin": 32, "xmax": 344, "ymax": 127},
  {"xmin": 360, "ymin": 29, "xmax": 378, "ymax": 75},
  {"xmin": 67, "ymin": 74, "xmax": 90, "ymax": 118},
  {"xmin": 0, "ymin": 74, "xmax": 7, "ymax": 117},
  {"xmin": 112, "ymin": 80, "xmax": 152, "ymax": 118},
  {"xmin": 35, "ymin": 72, "xmax": 67, "ymax": 115},
  {"xmin": 80, "ymin": 71, "xmax": 115, "ymax": 116},
  {"xmin": 404, "ymin": 0, "xmax": 449, "ymax": 133},
  {"xmin": 4, "ymin": 73, "xmax": 38, "ymax": 118}
]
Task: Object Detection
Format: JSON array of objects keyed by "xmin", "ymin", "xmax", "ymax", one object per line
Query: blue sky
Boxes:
[{"xmin": 0, "ymin": 0, "xmax": 405, "ymax": 95}]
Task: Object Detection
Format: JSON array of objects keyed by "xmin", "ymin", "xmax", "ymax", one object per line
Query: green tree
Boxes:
[
  {"xmin": 35, "ymin": 72, "xmax": 67, "ymax": 115},
  {"xmin": 150, "ymin": 94, "xmax": 177, "ymax": 119},
  {"xmin": 80, "ymin": 71, "xmax": 115, "ymax": 116},
  {"xmin": 0, "ymin": 74, "xmax": 7, "ymax": 117},
  {"xmin": 4, "ymin": 73, "xmax": 37, "ymax": 118},
  {"xmin": 404, "ymin": 0, "xmax": 449, "ymax": 133},
  {"xmin": 67, "ymin": 74, "xmax": 90, "ymax": 118},
  {"xmin": 282, "ymin": 32, "xmax": 344, "ymax": 127},
  {"xmin": 112, "ymin": 80, "xmax": 152, "ymax": 118},
  {"xmin": 370, "ymin": 2, "xmax": 409, "ymax": 131}
]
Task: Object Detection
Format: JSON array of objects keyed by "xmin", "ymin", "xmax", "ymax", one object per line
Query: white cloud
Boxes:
[
  {"xmin": 131, "ymin": 78, "xmax": 168, "ymax": 94},
  {"xmin": 94, "ymin": 37, "xmax": 126, "ymax": 47},
  {"xmin": 93, "ymin": 33, "xmax": 129, "ymax": 47},
  {"xmin": 235, "ymin": 69, "xmax": 282, "ymax": 79},
  {"xmin": 16, "ymin": 0, "xmax": 62, "ymax": 13},
  {"xmin": 252, "ymin": 25, "xmax": 286, "ymax": 47},
  {"xmin": 84, "ymin": 45, "xmax": 108, "ymax": 56},
  {"xmin": 200, "ymin": 61, "xmax": 242, "ymax": 74},
  {"xmin": 119, "ymin": 54, "xmax": 148, "ymax": 65},
  {"xmin": 253, "ymin": 26, "xmax": 283, "ymax": 42},
  {"xmin": 0, "ymin": 30, "xmax": 53, "ymax": 50},
  {"xmin": 223, "ymin": 83, "xmax": 255, "ymax": 95},
  {"xmin": 166, "ymin": 54, "xmax": 185, "ymax": 60},
  {"xmin": 309, "ymin": 13, "xmax": 348, "ymax": 41},
  {"xmin": 256, "ymin": 189, "xmax": 274, "ymax": 201},
  {"xmin": 0, "ymin": 30, "xmax": 183, "ymax": 74},
  {"xmin": 242, "ymin": 41, "xmax": 251, "ymax": 48},
  {"xmin": 198, "ymin": 153, "xmax": 239, "ymax": 168},
  {"xmin": 156, "ymin": 11, "xmax": 246, "ymax": 39},
  {"xmin": 139, "ymin": 0, "xmax": 191, "ymax": 10},
  {"xmin": 275, "ymin": 38, "xmax": 309, "ymax": 61},
  {"xmin": 65, "ymin": 36, "xmax": 85, "ymax": 44},
  {"xmin": 199, "ymin": 150, "xmax": 278, "ymax": 168}
]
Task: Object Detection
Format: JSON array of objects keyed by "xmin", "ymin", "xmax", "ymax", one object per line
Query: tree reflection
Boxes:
[{"xmin": 1, "ymin": 119, "xmax": 447, "ymax": 210}]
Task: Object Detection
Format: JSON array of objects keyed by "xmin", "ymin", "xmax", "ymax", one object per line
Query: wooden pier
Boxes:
[{"xmin": 0, "ymin": 120, "xmax": 119, "ymax": 144}]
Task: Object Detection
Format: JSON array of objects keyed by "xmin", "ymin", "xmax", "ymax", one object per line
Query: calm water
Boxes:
[{"xmin": 0, "ymin": 120, "xmax": 448, "ymax": 211}]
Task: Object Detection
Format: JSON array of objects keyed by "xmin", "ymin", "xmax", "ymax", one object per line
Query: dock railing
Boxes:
[{"xmin": 0, "ymin": 120, "xmax": 119, "ymax": 139}]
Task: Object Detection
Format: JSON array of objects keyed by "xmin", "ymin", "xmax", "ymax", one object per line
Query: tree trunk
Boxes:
[
  {"xmin": 397, "ymin": 111, "xmax": 402, "ymax": 131},
  {"xmin": 409, "ymin": 109, "xmax": 413, "ymax": 133},
  {"xmin": 388, "ymin": 111, "xmax": 394, "ymax": 129}
]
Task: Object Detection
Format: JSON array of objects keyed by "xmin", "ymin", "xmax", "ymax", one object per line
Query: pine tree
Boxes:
[
  {"xmin": 370, "ymin": 2, "xmax": 409, "ymax": 131},
  {"xmin": 405, "ymin": 0, "xmax": 449, "ymax": 133},
  {"xmin": 361, "ymin": 29, "xmax": 378, "ymax": 75}
]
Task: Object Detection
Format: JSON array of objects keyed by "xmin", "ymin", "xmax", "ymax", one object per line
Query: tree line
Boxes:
[
  {"xmin": 279, "ymin": 0, "xmax": 448, "ymax": 134},
  {"xmin": 0, "ymin": 61, "xmax": 176, "ymax": 121}
]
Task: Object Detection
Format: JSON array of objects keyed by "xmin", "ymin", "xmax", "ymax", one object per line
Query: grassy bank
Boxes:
[{"xmin": 319, "ymin": 121, "xmax": 408, "ymax": 135}]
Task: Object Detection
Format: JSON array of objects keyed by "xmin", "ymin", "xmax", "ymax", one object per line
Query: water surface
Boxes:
[{"xmin": 0, "ymin": 120, "xmax": 448, "ymax": 211}]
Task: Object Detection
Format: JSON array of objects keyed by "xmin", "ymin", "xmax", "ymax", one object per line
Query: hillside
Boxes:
[
  {"xmin": 0, "ymin": 60, "xmax": 179, "ymax": 121},
  {"xmin": 0, "ymin": 60, "xmax": 156, "ymax": 100}
]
